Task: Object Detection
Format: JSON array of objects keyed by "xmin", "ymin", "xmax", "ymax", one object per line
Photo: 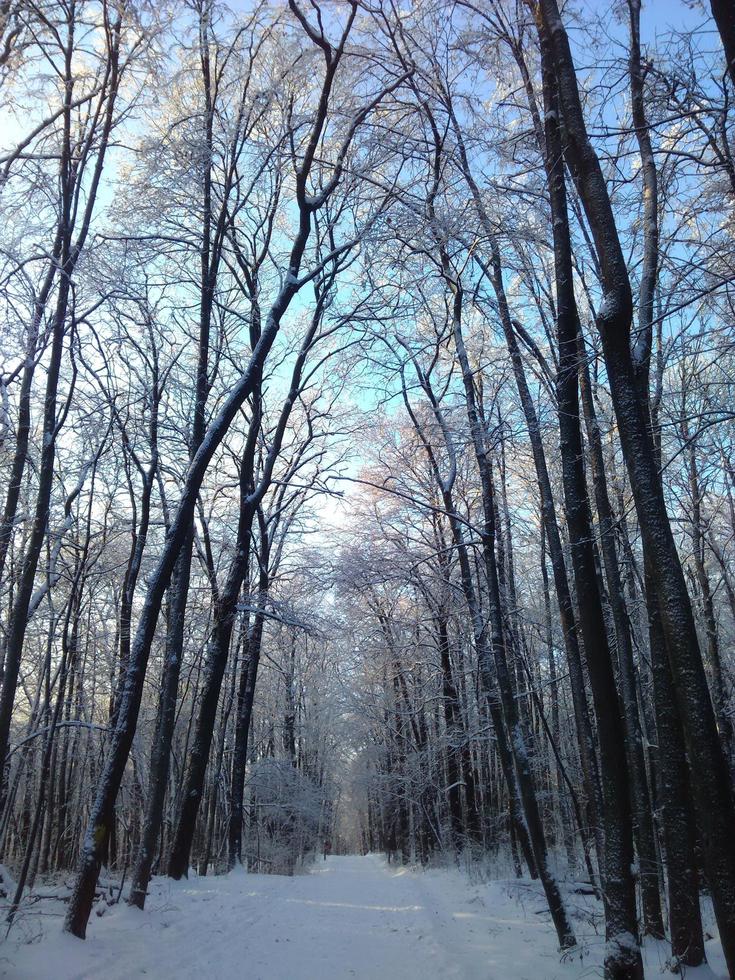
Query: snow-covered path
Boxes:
[
  {"xmin": 3, "ymin": 854, "xmax": 728, "ymax": 979},
  {"xmin": 6, "ymin": 855, "xmax": 501, "ymax": 980}
]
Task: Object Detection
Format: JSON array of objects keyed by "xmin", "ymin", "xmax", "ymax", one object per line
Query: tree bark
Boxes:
[
  {"xmin": 710, "ymin": 0, "xmax": 735, "ymax": 87},
  {"xmin": 537, "ymin": 30, "xmax": 642, "ymax": 973},
  {"xmin": 538, "ymin": 0, "xmax": 735, "ymax": 971},
  {"xmin": 449, "ymin": 277, "xmax": 575, "ymax": 950}
]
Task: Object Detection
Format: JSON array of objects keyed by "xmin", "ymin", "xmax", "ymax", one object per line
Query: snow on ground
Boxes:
[{"xmin": 1, "ymin": 854, "xmax": 728, "ymax": 979}]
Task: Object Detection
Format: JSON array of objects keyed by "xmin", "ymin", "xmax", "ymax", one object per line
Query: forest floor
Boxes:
[{"xmin": 1, "ymin": 853, "xmax": 728, "ymax": 979}]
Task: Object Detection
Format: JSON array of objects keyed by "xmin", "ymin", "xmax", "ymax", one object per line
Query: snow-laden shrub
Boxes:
[{"xmin": 245, "ymin": 760, "xmax": 328, "ymax": 875}]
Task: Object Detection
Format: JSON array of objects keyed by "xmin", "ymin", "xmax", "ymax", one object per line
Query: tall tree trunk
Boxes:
[
  {"xmin": 538, "ymin": 2, "xmax": 735, "ymax": 969},
  {"xmin": 129, "ymin": 5, "xmax": 220, "ymax": 903},
  {"xmin": 227, "ymin": 586, "xmax": 267, "ymax": 870},
  {"xmin": 684, "ymin": 423, "xmax": 732, "ymax": 761},
  {"xmin": 0, "ymin": 5, "xmax": 124, "ymax": 803},
  {"xmin": 645, "ymin": 562, "xmax": 705, "ymax": 966},
  {"xmin": 448, "ymin": 107, "xmax": 604, "ymax": 870},
  {"xmin": 447, "ymin": 269, "xmax": 575, "ymax": 949},
  {"xmin": 401, "ymin": 365, "xmax": 540, "ymax": 883},
  {"xmin": 167, "ymin": 503, "xmax": 256, "ymax": 880},
  {"xmin": 537, "ymin": 36, "xmax": 641, "ymax": 974},
  {"xmin": 436, "ymin": 606, "xmax": 464, "ymax": 849},
  {"xmin": 0, "ymin": 277, "xmax": 71, "ymax": 797},
  {"xmin": 127, "ymin": 532, "xmax": 194, "ymax": 907},
  {"xmin": 0, "ymin": 257, "xmax": 59, "ymax": 595},
  {"xmin": 578, "ymin": 337, "xmax": 662, "ymax": 937}
]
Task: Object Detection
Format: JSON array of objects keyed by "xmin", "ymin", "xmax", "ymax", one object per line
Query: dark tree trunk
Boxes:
[
  {"xmin": 167, "ymin": 510, "xmax": 256, "ymax": 880},
  {"xmin": 684, "ymin": 424, "xmax": 732, "ymax": 761},
  {"xmin": 538, "ymin": 32, "xmax": 642, "ymax": 974},
  {"xmin": 710, "ymin": 0, "xmax": 735, "ymax": 87},
  {"xmin": 645, "ymin": 563, "xmax": 705, "ymax": 967},
  {"xmin": 436, "ymin": 608, "xmax": 464, "ymax": 849},
  {"xmin": 447, "ymin": 270, "xmax": 575, "ymax": 949},
  {"xmin": 0, "ymin": 10, "xmax": 123, "ymax": 795},
  {"xmin": 228, "ymin": 575, "xmax": 267, "ymax": 869},
  {"xmin": 0, "ymin": 257, "xmax": 59, "ymax": 594},
  {"xmin": 538, "ymin": 1, "xmax": 735, "ymax": 970},
  {"xmin": 578, "ymin": 337, "xmax": 662, "ymax": 937},
  {"xmin": 448, "ymin": 107, "xmax": 604, "ymax": 870},
  {"xmin": 401, "ymin": 367, "xmax": 539, "ymax": 881},
  {"xmin": 0, "ymin": 277, "xmax": 71, "ymax": 794},
  {"xmin": 128, "ymin": 534, "xmax": 194, "ymax": 908}
]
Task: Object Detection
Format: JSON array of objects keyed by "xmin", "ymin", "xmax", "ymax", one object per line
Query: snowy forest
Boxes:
[{"xmin": 1, "ymin": 0, "xmax": 735, "ymax": 977}]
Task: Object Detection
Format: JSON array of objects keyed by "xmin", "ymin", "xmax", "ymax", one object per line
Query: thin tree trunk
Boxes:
[
  {"xmin": 447, "ymin": 107, "xmax": 604, "ymax": 870},
  {"xmin": 447, "ymin": 268, "xmax": 575, "ymax": 949}
]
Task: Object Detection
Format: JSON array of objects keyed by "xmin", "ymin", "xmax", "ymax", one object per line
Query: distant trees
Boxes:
[{"xmin": 1, "ymin": 2, "xmax": 735, "ymax": 977}]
